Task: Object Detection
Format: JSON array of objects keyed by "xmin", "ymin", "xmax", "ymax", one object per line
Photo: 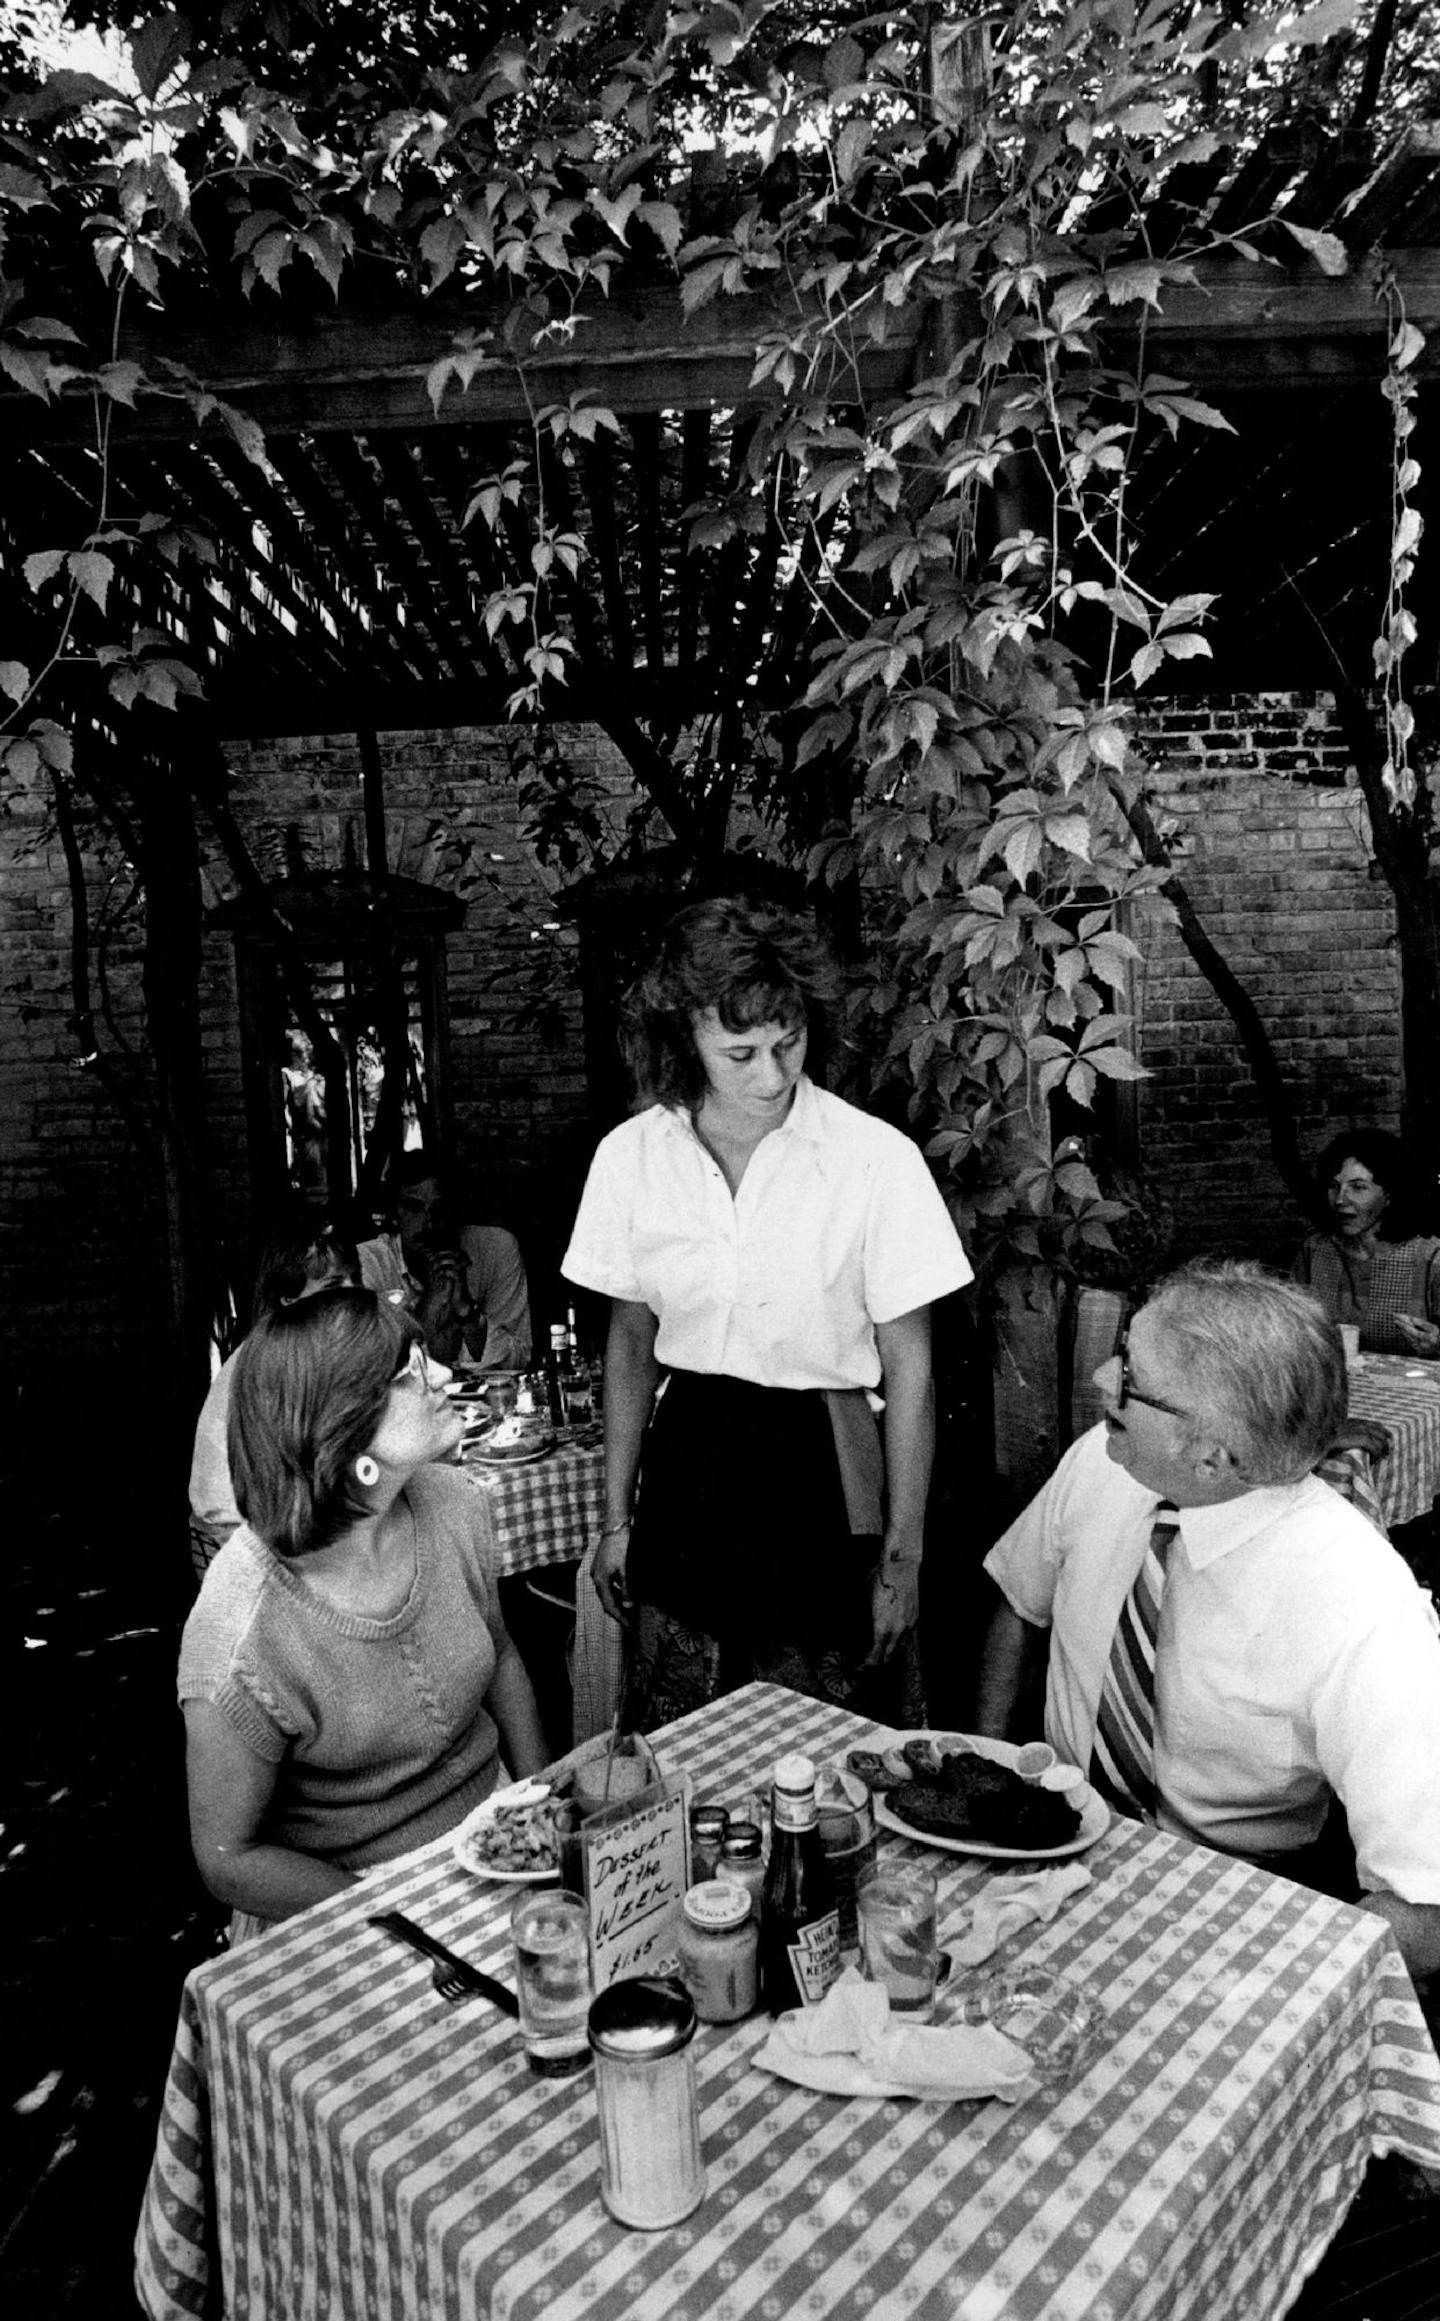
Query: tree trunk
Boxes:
[
  {"xmin": 135, "ymin": 749, "xmax": 214, "ymax": 1487},
  {"xmin": 1331, "ymin": 684, "xmax": 1440, "ymax": 1174}
]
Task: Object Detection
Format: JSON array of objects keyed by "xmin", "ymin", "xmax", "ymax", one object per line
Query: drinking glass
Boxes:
[
  {"xmin": 961, "ymin": 1968, "xmax": 1102, "ymax": 2089},
  {"xmin": 511, "ymin": 1890, "xmax": 592, "ymax": 2076},
  {"xmin": 857, "ymin": 1865, "xmax": 939, "ymax": 2016},
  {"xmin": 483, "ymin": 1372, "xmax": 520, "ymax": 1422},
  {"xmin": 572, "ymin": 1734, "xmax": 660, "ymax": 1821}
]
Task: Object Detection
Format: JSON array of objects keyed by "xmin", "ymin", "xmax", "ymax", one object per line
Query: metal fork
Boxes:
[{"xmin": 431, "ymin": 1961, "xmax": 498, "ymax": 2008}]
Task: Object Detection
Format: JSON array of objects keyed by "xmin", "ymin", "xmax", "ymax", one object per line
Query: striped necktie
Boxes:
[{"xmin": 1088, "ymin": 1500, "xmax": 1180, "ymax": 1820}]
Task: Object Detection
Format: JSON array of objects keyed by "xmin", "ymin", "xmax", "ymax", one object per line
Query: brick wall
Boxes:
[
  {"xmin": 0, "ymin": 724, "xmax": 634, "ymax": 1398},
  {"xmin": 0, "ymin": 694, "xmax": 1418, "ymax": 1411},
  {"xmin": 1132, "ymin": 692, "xmax": 1404, "ymax": 1272}
]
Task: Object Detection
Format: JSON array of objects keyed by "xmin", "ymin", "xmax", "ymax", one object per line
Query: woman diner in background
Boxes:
[
  {"xmin": 562, "ymin": 894, "xmax": 973, "ymax": 1730},
  {"xmin": 1292, "ymin": 1128, "xmax": 1440, "ymax": 1357},
  {"xmin": 178, "ymin": 1288, "xmax": 548, "ymax": 1941}
]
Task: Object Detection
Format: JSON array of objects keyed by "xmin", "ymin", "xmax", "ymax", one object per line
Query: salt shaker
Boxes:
[
  {"xmin": 689, "ymin": 1802, "xmax": 729, "ymax": 1882},
  {"xmin": 588, "ymin": 1975, "xmax": 706, "ymax": 2229}
]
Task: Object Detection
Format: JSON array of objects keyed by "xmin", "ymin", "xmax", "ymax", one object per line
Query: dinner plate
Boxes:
[
  {"xmin": 463, "ymin": 1436, "xmax": 556, "ymax": 1469},
  {"xmin": 872, "ymin": 1730, "xmax": 1109, "ymax": 1861},
  {"xmin": 452, "ymin": 1782, "xmax": 562, "ymax": 1883},
  {"xmin": 462, "ymin": 1415, "xmax": 556, "ymax": 1464}
]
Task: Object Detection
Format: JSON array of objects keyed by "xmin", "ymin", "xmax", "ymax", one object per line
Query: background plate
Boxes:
[
  {"xmin": 872, "ymin": 1729, "xmax": 1109, "ymax": 1860},
  {"xmin": 463, "ymin": 1439, "xmax": 555, "ymax": 1468}
]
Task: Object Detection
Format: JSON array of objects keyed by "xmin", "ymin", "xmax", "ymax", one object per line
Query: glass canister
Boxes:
[
  {"xmin": 677, "ymin": 1881, "xmax": 758, "ymax": 2023},
  {"xmin": 589, "ymin": 1975, "xmax": 707, "ymax": 2229},
  {"xmin": 718, "ymin": 1820, "xmax": 765, "ymax": 1909},
  {"xmin": 689, "ymin": 1801, "xmax": 729, "ymax": 1882}
]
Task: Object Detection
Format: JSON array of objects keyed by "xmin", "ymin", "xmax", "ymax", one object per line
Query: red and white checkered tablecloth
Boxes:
[
  {"xmin": 135, "ymin": 1684, "xmax": 1440, "ymax": 2321},
  {"xmin": 1348, "ymin": 1354, "xmax": 1440, "ymax": 1528},
  {"xmin": 456, "ymin": 1430, "xmax": 605, "ymax": 1577}
]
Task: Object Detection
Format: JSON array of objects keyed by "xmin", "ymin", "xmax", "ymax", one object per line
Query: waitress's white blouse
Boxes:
[{"xmin": 562, "ymin": 1076, "xmax": 972, "ymax": 1390}]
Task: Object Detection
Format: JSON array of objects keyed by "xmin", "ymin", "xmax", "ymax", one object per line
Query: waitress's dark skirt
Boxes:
[{"xmin": 621, "ymin": 1370, "xmax": 927, "ymax": 1733}]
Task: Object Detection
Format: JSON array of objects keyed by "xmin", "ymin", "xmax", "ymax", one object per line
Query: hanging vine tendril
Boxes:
[{"xmin": 1375, "ymin": 264, "xmax": 1425, "ymax": 814}]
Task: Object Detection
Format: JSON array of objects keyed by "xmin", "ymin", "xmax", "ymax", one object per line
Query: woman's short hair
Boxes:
[
  {"xmin": 1314, "ymin": 1128, "xmax": 1427, "ymax": 1241},
  {"xmin": 621, "ymin": 895, "xmax": 846, "ymax": 1110},
  {"xmin": 1145, "ymin": 1259, "xmax": 1345, "ymax": 1486},
  {"xmin": 228, "ymin": 1289, "xmax": 419, "ymax": 1557}
]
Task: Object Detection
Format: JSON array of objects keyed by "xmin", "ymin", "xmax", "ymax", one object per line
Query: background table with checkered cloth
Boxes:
[
  {"xmin": 1348, "ymin": 1355, "xmax": 1440, "ymax": 1528},
  {"xmin": 456, "ymin": 1428, "xmax": 605, "ymax": 1578},
  {"xmin": 135, "ymin": 1683, "xmax": 1440, "ymax": 2321}
]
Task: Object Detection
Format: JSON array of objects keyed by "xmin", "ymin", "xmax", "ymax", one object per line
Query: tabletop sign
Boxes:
[{"xmin": 579, "ymin": 1773, "xmax": 690, "ymax": 1994}]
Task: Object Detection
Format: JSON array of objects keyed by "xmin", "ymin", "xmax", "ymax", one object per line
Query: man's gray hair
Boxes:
[{"xmin": 1144, "ymin": 1259, "xmax": 1346, "ymax": 1486}]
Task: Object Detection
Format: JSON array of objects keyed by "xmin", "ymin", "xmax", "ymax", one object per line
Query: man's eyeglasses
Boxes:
[{"xmin": 1114, "ymin": 1323, "xmax": 1190, "ymax": 1420}]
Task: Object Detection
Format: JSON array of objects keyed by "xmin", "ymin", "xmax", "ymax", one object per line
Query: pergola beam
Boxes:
[
  {"xmin": 1111, "ymin": 250, "xmax": 1440, "ymax": 388},
  {"xmin": 5, "ymin": 252, "xmax": 1437, "ymax": 451}
]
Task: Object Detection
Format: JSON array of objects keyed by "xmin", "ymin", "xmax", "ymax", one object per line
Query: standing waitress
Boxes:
[{"xmin": 562, "ymin": 895, "xmax": 973, "ymax": 1729}]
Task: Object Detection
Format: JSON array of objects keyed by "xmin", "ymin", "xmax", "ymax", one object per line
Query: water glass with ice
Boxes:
[
  {"xmin": 511, "ymin": 1889, "xmax": 592, "ymax": 2076},
  {"xmin": 857, "ymin": 1865, "xmax": 940, "ymax": 2017}
]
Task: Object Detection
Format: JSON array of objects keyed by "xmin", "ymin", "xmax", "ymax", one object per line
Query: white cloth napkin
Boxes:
[
  {"xmin": 949, "ymin": 1861, "xmax": 1093, "ymax": 1966},
  {"xmin": 754, "ymin": 1968, "xmax": 1033, "ymax": 2101}
]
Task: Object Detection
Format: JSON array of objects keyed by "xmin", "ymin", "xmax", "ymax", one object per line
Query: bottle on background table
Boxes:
[
  {"xmin": 546, "ymin": 1322, "xmax": 569, "ymax": 1427},
  {"xmin": 559, "ymin": 1306, "xmax": 594, "ymax": 1425},
  {"xmin": 758, "ymin": 1752, "xmax": 841, "ymax": 2013}
]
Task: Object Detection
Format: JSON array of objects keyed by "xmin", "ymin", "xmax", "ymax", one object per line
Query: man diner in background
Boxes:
[{"xmin": 975, "ymin": 1260, "xmax": 1440, "ymax": 1988}]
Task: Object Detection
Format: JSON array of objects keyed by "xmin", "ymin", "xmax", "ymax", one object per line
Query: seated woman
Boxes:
[
  {"xmin": 1293, "ymin": 1128, "xmax": 1440, "ymax": 1356},
  {"xmin": 178, "ymin": 1289, "xmax": 548, "ymax": 1939},
  {"xmin": 188, "ymin": 1213, "xmax": 360, "ymax": 1552}
]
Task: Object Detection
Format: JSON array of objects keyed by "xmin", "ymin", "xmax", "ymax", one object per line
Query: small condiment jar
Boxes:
[
  {"xmin": 718, "ymin": 1821, "xmax": 765, "ymax": 1909},
  {"xmin": 689, "ymin": 1801, "xmax": 729, "ymax": 1882},
  {"xmin": 677, "ymin": 1880, "xmax": 759, "ymax": 2025},
  {"xmin": 589, "ymin": 1975, "xmax": 707, "ymax": 2229}
]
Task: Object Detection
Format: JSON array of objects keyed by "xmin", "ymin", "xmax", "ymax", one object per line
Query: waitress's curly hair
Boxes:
[{"xmin": 621, "ymin": 895, "xmax": 845, "ymax": 1110}]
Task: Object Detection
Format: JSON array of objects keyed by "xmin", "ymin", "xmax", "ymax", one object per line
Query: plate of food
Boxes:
[
  {"xmin": 859, "ymin": 1731, "xmax": 1108, "ymax": 1861},
  {"xmin": 452, "ymin": 1778, "xmax": 569, "ymax": 1882},
  {"xmin": 463, "ymin": 1414, "xmax": 556, "ymax": 1466}
]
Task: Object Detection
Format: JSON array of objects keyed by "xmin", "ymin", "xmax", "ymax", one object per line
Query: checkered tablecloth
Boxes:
[
  {"xmin": 1348, "ymin": 1355, "xmax": 1440, "ymax": 1528},
  {"xmin": 456, "ymin": 1430, "xmax": 605, "ymax": 1577},
  {"xmin": 135, "ymin": 1684, "xmax": 1440, "ymax": 2321}
]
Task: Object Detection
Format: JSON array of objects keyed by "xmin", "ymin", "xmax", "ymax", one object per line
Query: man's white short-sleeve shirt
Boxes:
[
  {"xmin": 985, "ymin": 1423, "xmax": 1440, "ymax": 1903},
  {"xmin": 562, "ymin": 1076, "xmax": 972, "ymax": 1390}
]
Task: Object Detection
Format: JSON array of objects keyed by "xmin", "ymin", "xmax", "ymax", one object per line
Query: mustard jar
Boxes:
[{"xmin": 677, "ymin": 1880, "xmax": 759, "ymax": 2024}]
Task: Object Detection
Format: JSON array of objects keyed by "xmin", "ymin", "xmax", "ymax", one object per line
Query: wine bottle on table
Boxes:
[
  {"xmin": 546, "ymin": 1323, "xmax": 568, "ymax": 1427},
  {"xmin": 758, "ymin": 1753, "xmax": 841, "ymax": 2013},
  {"xmin": 561, "ymin": 1305, "xmax": 594, "ymax": 1424}
]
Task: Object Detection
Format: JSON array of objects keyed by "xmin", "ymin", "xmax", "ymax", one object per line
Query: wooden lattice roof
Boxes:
[{"xmin": 3, "ymin": 123, "xmax": 1439, "ymax": 743}]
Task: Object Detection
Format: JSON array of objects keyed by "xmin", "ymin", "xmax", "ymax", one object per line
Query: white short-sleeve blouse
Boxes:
[{"xmin": 561, "ymin": 1076, "xmax": 972, "ymax": 1391}]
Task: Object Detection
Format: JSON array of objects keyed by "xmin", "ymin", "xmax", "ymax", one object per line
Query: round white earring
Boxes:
[{"xmin": 355, "ymin": 1454, "xmax": 380, "ymax": 1488}]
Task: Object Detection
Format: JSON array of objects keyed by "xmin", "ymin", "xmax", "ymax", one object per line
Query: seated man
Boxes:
[
  {"xmin": 976, "ymin": 1259, "xmax": 1440, "ymax": 1986},
  {"xmin": 375, "ymin": 1152, "xmax": 532, "ymax": 1372}
]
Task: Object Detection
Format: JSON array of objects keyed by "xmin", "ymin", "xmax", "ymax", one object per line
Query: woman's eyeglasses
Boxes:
[
  {"xmin": 1115, "ymin": 1324, "xmax": 1190, "ymax": 1420},
  {"xmin": 391, "ymin": 1342, "xmax": 430, "ymax": 1389}
]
